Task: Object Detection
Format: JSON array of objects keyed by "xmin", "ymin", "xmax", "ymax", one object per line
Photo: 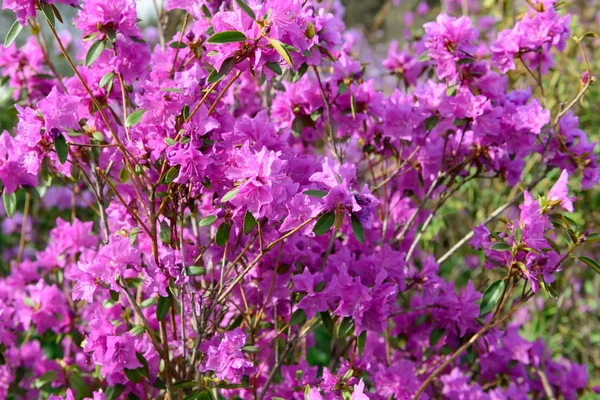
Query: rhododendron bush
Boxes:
[{"xmin": 0, "ymin": 0, "xmax": 599, "ymax": 398}]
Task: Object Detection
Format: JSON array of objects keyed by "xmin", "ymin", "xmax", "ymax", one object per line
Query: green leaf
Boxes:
[
  {"xmin": 313, "ymin": 211, "xmax": 335, "ymax": 236},
  {"xmin": 268, "ymin": 38, "xmax": 293, "ymax": 67},
  {"xmin": 304, "ymin": 190, "xmax": 328, "ymax": 198},
  {"xmin": 480, "ymin": 279, "xmax": 505, "ymax": 315},
  {"xmin": 457, "ymin": 58, "xmax": 475, "ymax": 65},
  {"xmin": 156, "ymin": 294, "xmax": 172, "ymax": 321},
  {"xmin": 163, "ymin": 165, "xmax": 180, "ymax": 184},
  {"xmin": 243, "ymin": 211, "xmax": 257, "ymax": 235},
  {"xmin": 585, "ymin": 232, "xmax": 600, "ymax": 243},
  {"xmin": 54, "ymin": 134, "xmax": 68, "ymax": 164},
  {"xmin": 291, "ymin": 117, "xmax": 303, "ymax": 137},
  {"xmin": 579, "ymin": 256, "xmax": 600, "ymax": 275},
  {"xmin": 235, "ymin": 0, "xmax": 256, "ymax": 20},
  {"xmin": 351, "ymin": 215, "xmax": 365, "ymax": 243},
  {"xmin": 358, "ymin": 331, "xmax": 367, "ymax": 356},
  {"xmin": 207, "ymin": 30, "xmax": 247, "ymax": 44},
  {"xmin": 4, "ymin": 20, "xmax": 23, "ymax": 48},
  {"xmin": 350, "ymin": 93, "xmax": 357, "ymax": 119},
  {"xmin": 241, "ymin": 345, "xmax": 259, "ymax": 353},
  {"xmin": 215, "ymin": 222, "xmax": 231, "ymax": 246},
  {"xmin": 417, "ymin": 50, "xmax": 431, "ymax": 62},
  {"xmin": 424, "ymin": 115, "xmax": 439, "ymax": 131},
  {"xmin": 265, "ymin": 61, "xmax": 283, "ymax": 75},
  {"xmin": 41, "ymin": 2, "xmax": 55, "ymax": 27},
  {"xmin": 105, "ymin": 385, "xmax": 126, "ymax": 400},
  {"xmin": 187, "ymin": 266, "xmax": 206, "ymax": 276},
  {"xmin": 305, "ymin": 21, "xmax": 316, "ymax": 39},
  {"xmin": 173, "ymin": 381, "xmax": 201, "ymax": 389},
  {"xmin": 429, "ymin": 327, "xmax": 446, "ymax": 346},
  {"xmin": 320, "ymin": 311, "xmax": 334, "ymax": 334},
  {"xmin": 490, "ymin": 242, "xmax": 512, "ymax": 251},
  {"xmin": 130, "ymin": 325, "xmax": 146, "ymax": 336},
  {"xmin": 161, "ymin": 87, "xmax": 183, "ymax": 93},
  {"xmin": 86, "ymin": 40, "xmax": 105, "ymax": 67},
  {"xmin": 290, "ymin": 309, "xmax": 307, "ymax": 326},
  {"xmin": 514, "ymin": 227, "xmax": 522, "ymax": 243},
  {"xmin": 198, "ymin": 215, "xmax": 217, "ymax": 227},
  {"xmin": 124, "ymin": 368, "xmax": 142, "ymax": 384},
  {"xmin": 125, "ymin": 109, "xmax": 146, "ymax": 127},
  {"xmin": 169, "ymin": 41, "xmax": 187, "ymax": 49},
  {"xmin": 336, "ymin": 317, "xmax": 354, "ymax": 338},
  {"xmin": 221, "ymin": 187, "xmax": 239, "ymax": 203},
  {"xmin": 164, "ymin": 137, "xmax": 176, "ymax": 146},
  {"xmin": 338, "ymin": 82, "xmax": 348, "ymax": 94},
  {"xmin": 291, "ymin": 63, "xmax": 308, "ymax": 83}
]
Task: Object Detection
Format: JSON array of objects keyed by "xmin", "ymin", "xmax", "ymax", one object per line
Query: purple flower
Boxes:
[
  {"xmin": 75, "ymin": 0, "xmax": 141, "ymax": 39},
  {"xmin": 200, "ymin": 328, "xmax": 254, "ymax": 382},
  {"xmin": 547, "ymin": 169, "xmax": 574, "ymax": 212}
]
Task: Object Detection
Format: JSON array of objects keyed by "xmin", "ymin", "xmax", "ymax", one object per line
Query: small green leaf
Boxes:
[
  {"xmin": 105, "ymin": 385, "xmax": 126, "ymax": 400},
  {"xmin": 243, "ymin": 211, "xmax": 257, "ymax": 235},
  {"xmin": 291, "ymin": 117, "xmax": 303, "ymax": 137},
  {"xmin": 207, "ymin": 30, "xmax": 247, "ymax": 44},
  {"xmin": 156, "ymin": 294, "xmax": 172, "ymax": 321},
  {"xmin": 290, "ymin": 309, "xmax": 306, "ymax": 326},
  {"xmin": 457, "ymin": 58, "xmax": 475, "ymax": 65},
  {"xmin": 291, "ymin": 63, "xmax": 308, "ymax": 83},
  {"xmin": 241, "ymin": 345, "xmax": 259, "ymax": 353},
  {"xmin": 187, "ymin": 266, "xmax": 206, "ymax": 276},
  {"xmin": 124, "ymin": 368, "xmax": 142, "ymax": 384},
  {"xmin": 125, "ymin": 109, "xmax": 146, "ymax": 127},
  {"xmin": 429, "ymin": 327, "xmax": 446, "ymax": 346},
  {"xmin": 54, "ymin": 134, "xmax": 68, "ymax": 164},
  {"xmin": 86, "ymin": 40, "xmax": 105, "ymax": 67},
  {"xmin": 221, "ymin": 187, "xmax": 239, "ymax": 203},
  {"xmin": 215, "ymin": 222, "xmax": 231, "ymax": 246},
  {"xmin": 173, "ymin": 381, "xmax": 201, "ymax": 389},
  {"xmin": 305, "ymin": 21, "xmax": 316, "ymax": 39},
  {"xmin": 161, "ymin": 87, "xmax": 183, "ymax": 93},
  {"xmin": 268, "ymin": 38, "xmax": 293, "ymax": 67},
  {"xmin": 169, "ymin": 41, "xmax": 187, "ymax": 49},
  {"xmin": 336, "ymin": 317, "xmax": 354, "ymax": 338},
  {"xmin": 417, "ymin": 50, "xmax": 431, "ymax": 62},
  {"xmin": 320, "ymin": 311, "xmax": 334, "ymax": 334},
  {"xmin": 163, "ymin": 165, "xmax": 180, "ymax": 184},
  {"xmin": 338, "ymin": 82, "xmax": 348, "ymax": 94},
  {"xmin": 164, "ymin": 137, "xmax": 176, "ymax": 146},
  {"xmin": 350, "ymin": 93, "xmax": 357, "ymax": 119},
  {"xmin": 235, "ymin": 0, "xmax": 256, "ymax": 20},
  {"xmin": 351, "ymin": 215, "xmax": 365, "ymax": 243},
  {"xmin": 313, "ymin": 211, "xmax": 335, "ymax": 236},
  {"xmin": 265, "ymin": 61, "xmax": 283, "ymax": 75},
  {"xmin": 198, "ymin": 215, "xmax": 217, "ymax": 227},
  {"xmin": 480, "ymin": 279, "xmax": 505, "ymax": 315},
  {"xmin": 424, "ymin": 115, "xmax": 439, "ymax": 131},
  {"xmin": 4, "ymin": 20, "xmax": 23, "ymax": 48},
  {"xmin": 579, "ymin": 256, "xmax": 600, "ymax": 275},
  {"xmin": 304, "ymin": 190, "xmax": 328, "ymax": 198},
  {"xmin": 130, "ymin": 326, "xmax": 146, "ymax": 336},
  {"xmin": 490, "ymin": 242, "xmax": 512, "ymax": 251},
  {"xmin": 358, "ymin": 331, "xmax": 367, "ymax": 356}
]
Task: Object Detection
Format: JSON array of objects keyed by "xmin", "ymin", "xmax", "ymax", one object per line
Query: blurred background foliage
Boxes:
[{"xmin": 1, "ymin": 0, "xmax": 599, "ymax": 390}]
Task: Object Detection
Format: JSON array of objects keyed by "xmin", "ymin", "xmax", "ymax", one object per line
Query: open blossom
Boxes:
[
  {"xmin": 424, "ymin": 14, "xmax": 478, "ymax": 81},
  {"xmin": 547, "ymin": 169, "xmax": 574, "ymax": 212},
  {"xmin": 200, "ymin": 329, "xmax": 254, "ymax": 382},
  {"xmin": 75, "ymin": 0, "xmax": 141, "ymax": 39},
  {"xmin": 225, "ymin": 143, "xmax": 299, "ymax": 220},
  {"xmin": 491, "ymin": 8, "xmax": 570, "ymax": 73}
]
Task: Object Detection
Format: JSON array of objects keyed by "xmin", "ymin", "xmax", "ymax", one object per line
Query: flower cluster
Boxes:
[{"xmin": 0, "ymin": 0, "xmax": 598, "ymax": 399}]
